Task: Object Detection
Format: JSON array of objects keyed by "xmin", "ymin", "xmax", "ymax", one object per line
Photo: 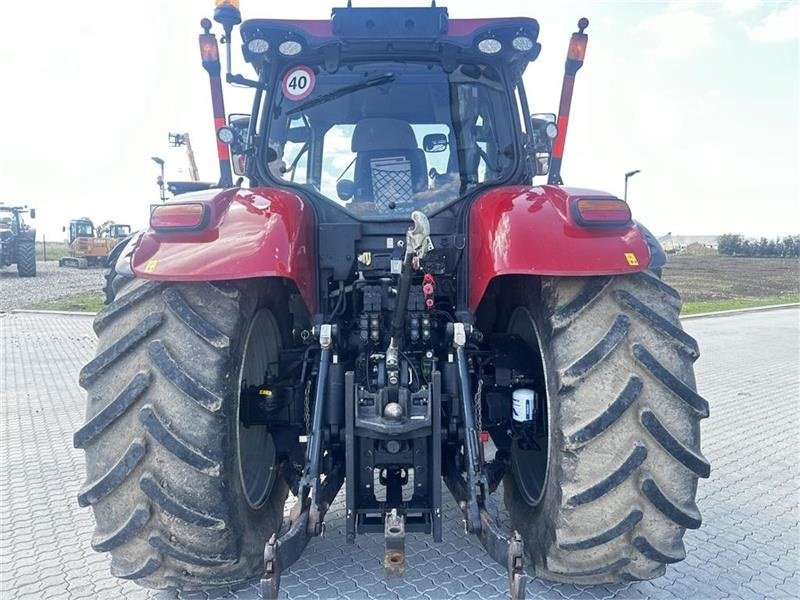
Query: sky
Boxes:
[{"xmin": 0, "ymin": 0, "xmax": 798, "ymax": 241}]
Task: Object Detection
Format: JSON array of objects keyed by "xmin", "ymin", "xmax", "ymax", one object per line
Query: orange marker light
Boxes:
[
  {"xmin": 567, "ymin": 34, "xmax": 588, "ymax": 61},
  {"xmin": 215, "ymin": 0, "xmax": 240, "ymax": 8},
  {"xmin": 150, "ymin": 203, "xmax": 208, "ymax": 230},
  {"xmin": 573, "ymin": 198, "xmax": 631, "ymax": 226},
  {"xmin": 199, "ymin": 36, "xmax": 219, "ymax": 62}
]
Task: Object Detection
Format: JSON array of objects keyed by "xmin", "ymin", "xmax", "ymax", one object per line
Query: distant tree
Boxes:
[
  {"xmin": 717, "ymin": 234, "xmax": 743, "ymax": 256},
  {"xmin": 717, "ymin": 234, "xmax": 799, "ymax": 257}
]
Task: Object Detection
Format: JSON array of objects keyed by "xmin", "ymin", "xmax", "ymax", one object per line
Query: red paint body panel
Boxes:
[
  {"xmin": 468, "ymin": 185, "xmax": 651, "ymax": 311},
  {"xmin": 132, "ymin": 187, "xmax": 316, "ymax": 311}
]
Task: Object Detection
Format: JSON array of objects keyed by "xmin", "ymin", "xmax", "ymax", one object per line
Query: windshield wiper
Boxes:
[{"xmin": 286, "ymin": 74, "xmax": 396, "ymax": 116}]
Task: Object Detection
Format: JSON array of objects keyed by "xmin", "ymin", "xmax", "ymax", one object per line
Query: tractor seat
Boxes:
[{"xmin": 351, "ymin": 118, "xmax": 427, "ymax": 212}]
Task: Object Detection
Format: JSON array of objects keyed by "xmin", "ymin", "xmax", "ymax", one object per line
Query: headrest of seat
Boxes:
[{"xmin": 352, "ymin": 118, "xmax": 418, "ymax": 152}]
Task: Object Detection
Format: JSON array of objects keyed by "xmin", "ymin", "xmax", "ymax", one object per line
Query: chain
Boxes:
[
  {"xmin": 304, "ymin": 378, "xmax": 312, "ymax": 435},
  {"xmin": 473, "ymin": 378, "xmax": 484, "ymax": 433}
]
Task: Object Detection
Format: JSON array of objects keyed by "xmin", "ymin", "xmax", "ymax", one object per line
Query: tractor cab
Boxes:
[
  {"xmin": 0, "ymin": 205, "xmax": 34, "ymax": 237},
  {"xmin": 210, "ymin": 6, "xmax": 573, "ymax": 219},
  {"xmin": 0, "ymin": 208, "xmax": 16, "ymax": 237}
]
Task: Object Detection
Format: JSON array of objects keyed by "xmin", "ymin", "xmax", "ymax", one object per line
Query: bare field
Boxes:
[{"xmin": 663, "ymin": 255, "xmax": 800, "ymax": 302}]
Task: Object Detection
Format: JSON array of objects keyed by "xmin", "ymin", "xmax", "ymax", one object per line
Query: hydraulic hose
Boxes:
[{"xmin": 391, "ymin": 254, "xmax": 414, "ymax": 342}]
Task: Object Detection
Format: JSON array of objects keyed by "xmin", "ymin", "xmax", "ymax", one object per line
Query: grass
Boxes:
[
  {"xmin": 27, "ymin": 292, "xmax": 105, "ymax": 313},
  {"xmin": 681, "ymin": 295, "xmax": 800, "ymax": 315},
  {"xmin": 35, "ymin": 241, "xmax": 70, "ymax": 261}
]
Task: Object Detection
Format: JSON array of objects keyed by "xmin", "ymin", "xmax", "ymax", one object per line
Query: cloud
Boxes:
[
  {"xmin": 720, "ymin": 0, "xmax": 762, "ymax": 16},
  {"xmin": 748, "ymin": 3, "xmax": 800, "ymax": 43},
  {"xmin": 636, "ymin": 4, "xmax": 716, "ymax": 58}
]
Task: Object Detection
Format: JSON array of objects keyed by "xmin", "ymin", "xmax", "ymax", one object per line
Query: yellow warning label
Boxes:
[
  {"xmin": 624, "ymin": 253, "xmax": 639, "ymax": 266},
  {"xmin": 144, "ymin": 260, "xmax": 158, "ymax": 273}
]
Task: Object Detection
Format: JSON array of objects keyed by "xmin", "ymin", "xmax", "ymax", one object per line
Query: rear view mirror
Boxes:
[
  {"xmin": 535, "ymin": 156, "xmax": 550, "ymax": 176},
  {"xmin": 530, "ymin": 113, "xmax": 558, "ymax": 153},
  {"xmin": 287, "ymin": 126, "xmax": 311, "ymax": 144},
  {"xmin": 529, "ymin": 113, "xmax": 558, "ymax": 176},
  {"xmin": 29, "ymin": 208, "xmax": 36, "ymax": 219},
  {"xmin": 423, "ymin": 133, "xmax": 448, "ymax": 153},
  {"xmin": 227, "ymin": 114, "xmax": 251, "ymax": 177},
  {"xmin": 337, "ymin": 179, "xmax": 355, "ymax": 201}
]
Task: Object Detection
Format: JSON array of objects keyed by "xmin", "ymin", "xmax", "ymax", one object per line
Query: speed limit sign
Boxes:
[{"xmin": 281, "ymin": 66, "xmax": 316, "ymax": 101}]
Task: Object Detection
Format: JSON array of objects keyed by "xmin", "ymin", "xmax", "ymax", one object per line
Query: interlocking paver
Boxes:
[{"xmin": 1, "ymin": 308, "xmax": 799, "ymax": 599}]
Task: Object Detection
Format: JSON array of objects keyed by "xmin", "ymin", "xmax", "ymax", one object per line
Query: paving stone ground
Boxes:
[{"xmin": 1, "ymin": 308, "xmax": 798, "ymax": 600}]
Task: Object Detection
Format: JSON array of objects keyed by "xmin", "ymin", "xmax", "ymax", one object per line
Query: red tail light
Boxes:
[
  {"xmin": 150, "ymin": 203, "xmax": 208, "ymax": 231},
  {"xmin": 572, "ymin": 198, "xmax": 631, "ymax": 227}
]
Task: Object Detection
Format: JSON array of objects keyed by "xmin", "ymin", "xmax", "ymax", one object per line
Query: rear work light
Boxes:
[
  {"xmin": 572, "ymin": 198, "xmax": 632, "ymax": 227},
  {"xmin": 150, "ymin": 203, "xmax": 209, "ymax": 231}
]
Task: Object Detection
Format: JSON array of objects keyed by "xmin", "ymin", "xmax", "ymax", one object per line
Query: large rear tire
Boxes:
[
  {"xmin": 75, "ymin": 278, "xmax": 290, "ymax": 589},
  {"xmin": 16, "ymin": 241, "xmax": 36, "ymax": 277},
  {"xmin": 502, "ymin": 272, "xmax": 709, "ymax": 583}
]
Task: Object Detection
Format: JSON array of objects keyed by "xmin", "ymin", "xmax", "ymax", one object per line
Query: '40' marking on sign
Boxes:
[{"xmin": 282, "ymin": 66, "xmax": 316, "ymax": 101}]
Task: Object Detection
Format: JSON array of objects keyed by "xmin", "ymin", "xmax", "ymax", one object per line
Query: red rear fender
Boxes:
[
  {"xmin": 468, "ymin": 185, "xmax": 650, "ymax": 311},
  {"xmin": 131, "ymin": 187, "xmax": 316, "ymax": 311}
]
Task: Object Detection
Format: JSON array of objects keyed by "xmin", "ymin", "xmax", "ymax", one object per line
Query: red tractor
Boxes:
[{"xmin": 76, "ymin": 3, "xmax": 708, "ymax": 598}]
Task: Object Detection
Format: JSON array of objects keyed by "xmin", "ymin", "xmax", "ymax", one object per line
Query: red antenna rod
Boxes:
[
  {"xmin": 548, "ymin": 17, "xmax": 589, "ymax": 186},
  {"xmin": 199, "ymin": 18, "xmax": 233, "ymax": 188}
]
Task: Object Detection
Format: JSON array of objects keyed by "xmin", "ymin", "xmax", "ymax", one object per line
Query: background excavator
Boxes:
[{"xmin": 59, "ymin": 218, "xmax": 131, "ymax": 268}]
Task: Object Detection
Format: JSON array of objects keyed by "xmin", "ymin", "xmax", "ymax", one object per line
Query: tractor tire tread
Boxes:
[
  {"xmin": 566, "ymin": 376, "xmax": 642, "ymax": 448},
  {"xmin": 138, "ymin": 471, "xmax": 226, "ymax": 529},
  {"xmin": 111, "ymin": 556, "xmax": 162, "ymax": 580},
  {"xmin": 139, "ymin": 405, "xmax": 221, "ymax": 475},
  {"xmin": 550, "ymin": 557, "xmax": 632, "ymax": 578},
  {"xmin": 614, "ymin": 290, "xmax": 699, "ymax": 359},
  {"xmin": 558, "ymin": 314, "xmax": 630, "ymax": 389},
  {"xmin": 503, "ymin": 274, "xmax": 707, "ymax": 584},
  {"xmin": 146, "ymin": 340, "xmax": 223, "ymax": 412},
  {"xmin": 16, "ymin": 241, "xmax": 36, "ymax": 277},
  {"xmin": 91, "ymin": 504, "xmax": 151, "ymax": 552},
  {"xmin": 76, "ymin": 279, "xmax": 288, "ymax": 589},
  {"xmin": 148, "ymin": 534, "xmax": 235, "ymax": 567},
  {"xmin": 79, "ymin": 313, "xmax": 163, "ymax": 386},
  {"xmin": 77, "ymin": 439, "xmax": 147, "ymax": 507},
  {"xmin": 641, "ymin": 477, "xmax": 702, "ymax": 529},
  {"xmin": 633, "ymin": 344, "xmax": 709, "ymax": 417},
  {"xmin": 559, "ymin": 510, "xmax": 643, "ymax": 551},
  {"xmin": 93, "ymin": 281, "xmax": 164, "ymax": 335},
  {"xmin": 73, "ymin": 371, "xmax": 151, "ymax": 449},
  {"xmin": 551, "ymin": 277, "xmax": 612, "ymax": 330},
  {"xmin": 632, "ymin": 536, "xmax": 686, "ymax": 564},
  {"xmin": 162, "ymin": 287, "xmax": 231, "ymax": 350},
  {"xmin": 566, "ymin": 445, "xmax": 647, "ymax": 506},
  {"xmin": 641, "ymin": 410, "xmax": 710, "ymax": 478}
]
